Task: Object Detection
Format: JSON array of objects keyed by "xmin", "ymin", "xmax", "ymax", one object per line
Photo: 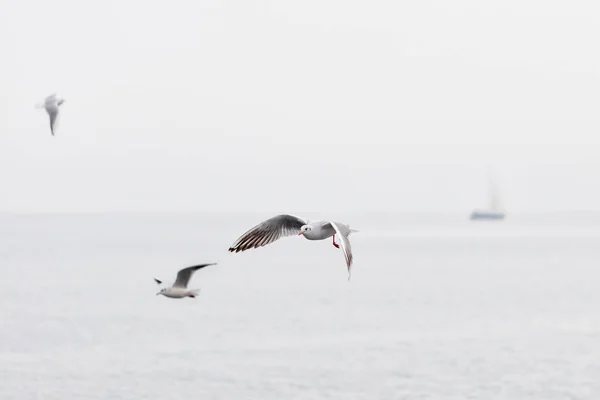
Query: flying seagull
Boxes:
[
  {"xmin": 155, "ymin": 263, "xmax": 217, "ymax": 299},
  {"xmin": 228, "ymin": 214, "xmax": 358, "ymax": 279},
  {"xmin": 35, "ymin": 93, "xmax": 66, "ymax": 136}
]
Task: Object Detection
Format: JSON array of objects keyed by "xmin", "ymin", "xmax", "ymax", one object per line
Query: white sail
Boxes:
[
  {"xmin": 487, "ymin": 169, "xmax": 503, "ymax": 212},
  {"xmin": 470, "ymin": 167, "xmax": 505, "ymax": 220}
]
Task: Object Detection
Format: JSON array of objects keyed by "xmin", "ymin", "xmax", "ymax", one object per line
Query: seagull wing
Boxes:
[
  {"xmin": 46, "ymin": 106, "xmax": 59, "ymax": 136},
  {"xmin": 228, "ymin": 214, "xmax": 308, "ymax": 253},
  {"xmin": 329, "ymin": 221, "xmax": 354, "ymax": 279},
  {"xmin": 154, "ymin": 277, "xmax": 162, "ymax": 285},
  {"xmin": 173, "ymin": 263, "xmax": 217, "ymax": 288}
]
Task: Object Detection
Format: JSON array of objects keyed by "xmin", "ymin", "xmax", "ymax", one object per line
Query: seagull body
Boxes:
[
  {"xmin": 228, "ymin": 214, "xmax": 358, "ymax": 278},
  {"xmin": 159, "ymin": 287, "xmax": 198, "ymax": 299},
  {"xmin": 36, "ymin": 93, "xmax": 66, "ymax": 136},
  {"xmin": 155, "ymin": 263, "xmax": 217, "ymax": 299}
]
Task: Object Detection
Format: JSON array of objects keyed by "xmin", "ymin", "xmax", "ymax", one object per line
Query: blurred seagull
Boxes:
[
  {"xmin": 228, "ymin": 214, "xmax": 358, "ymax": 279},
  {"xmin": 36, "ymin": 93, "xmax": 66, "ymax": 136},
  {"xmin": 155, "ymin": 263, "xmax": 217, "ymax": 299}
]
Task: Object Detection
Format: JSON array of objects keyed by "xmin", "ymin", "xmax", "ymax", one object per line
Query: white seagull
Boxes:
[
  {"xmin": 155, "ymin": 263, "xmax": 217, "ymax": 299},
  {"xmin": 228, "ymin": 214, "xmax": 358, "ymax": 279},
  {"xmin": 35, "ymin": 93, "xmax": 66, "ymax": 136}
]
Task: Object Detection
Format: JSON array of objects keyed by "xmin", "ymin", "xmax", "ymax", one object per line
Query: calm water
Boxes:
[{"xmin": 1, "ymin": 213, "xmax": 599, "ymax": 399}]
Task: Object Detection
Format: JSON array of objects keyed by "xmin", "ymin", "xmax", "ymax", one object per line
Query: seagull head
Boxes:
[{"xmin": 298, "ymin": 225, "xmax": 312, "ymax": 235}]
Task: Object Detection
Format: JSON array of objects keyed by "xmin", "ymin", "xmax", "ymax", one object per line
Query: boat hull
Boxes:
[{"xmin": 470, "ymin": 211, "xmax": 505, "ymax": 220}]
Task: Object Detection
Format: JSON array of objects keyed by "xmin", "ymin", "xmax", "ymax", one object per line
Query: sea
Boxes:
[{"xmin": 1, "ymin": 212, "xmax": 599, "ymax": 399}]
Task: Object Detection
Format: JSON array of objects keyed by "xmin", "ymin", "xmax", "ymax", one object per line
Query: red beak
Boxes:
[{"xmin": 298, "ymin": 232, "xmax": 304, "ymax": 235}]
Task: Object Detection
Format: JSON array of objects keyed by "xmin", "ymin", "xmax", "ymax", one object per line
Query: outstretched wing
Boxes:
[
  {"xmin": 173, "ymin": 263, "xmax": 217, "ymax": 288},
  {"xmin": 228, "ymin": 214, "xmax": 307, "ymax": 253},
  {"xmin": 329, "ymin": 221, "xmax": 354, "ymax": 279}
]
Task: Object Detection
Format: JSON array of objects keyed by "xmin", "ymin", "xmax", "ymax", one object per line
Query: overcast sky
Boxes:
[{"xmin": 1, "ymin": 0, "xmax": 600, "ymax": 214}]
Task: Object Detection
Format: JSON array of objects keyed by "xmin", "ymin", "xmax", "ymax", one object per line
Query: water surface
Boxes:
[{"xmin": 1, "ymin": 213, "xmax": 599, "ymax": 399}]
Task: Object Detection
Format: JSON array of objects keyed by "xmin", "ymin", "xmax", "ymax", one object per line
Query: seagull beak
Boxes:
[
  {"xmin": 156, "ymin": 292, "xmax": 161, "ymax": 296},
  {"xmin": 298, "ymin": 232, "xmax": 304, "ymax": 235}
]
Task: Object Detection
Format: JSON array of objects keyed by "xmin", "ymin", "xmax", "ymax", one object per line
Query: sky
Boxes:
[{"xmin": 1, "ymin": 0, "xmax": 600, "ymax": 214}]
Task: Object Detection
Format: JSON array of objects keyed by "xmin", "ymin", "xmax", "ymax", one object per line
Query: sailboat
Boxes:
[{"xmin": 470, "ymin": 169, "xmax": 505, "ymax": 220}]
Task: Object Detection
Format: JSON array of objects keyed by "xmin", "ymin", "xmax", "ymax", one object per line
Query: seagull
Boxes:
[
  {"xmin": 155, "ymin": 263, "xmax": 217, "ymax": 299},
  {"xmin": 228, "ymin": 214, "xmax": 358, "ymax": 279},
  {"xmin": 35, "ymin": 93, "xmax": 66, "ymax": 136}
]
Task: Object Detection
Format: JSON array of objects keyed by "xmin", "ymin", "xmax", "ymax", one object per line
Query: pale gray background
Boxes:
[
  {"xmin": 2, "ymin": 3, "xmax": 600, "ymax": 399},
  {"xmin": 2, "ymin": 0, "xmax": 600, "ymax": 214}
]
